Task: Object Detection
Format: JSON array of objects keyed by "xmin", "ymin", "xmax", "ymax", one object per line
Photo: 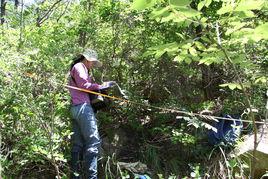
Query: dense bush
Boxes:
[{"xmin": 0, "ymin": 0, "xmax": 267, "ymax": 178}]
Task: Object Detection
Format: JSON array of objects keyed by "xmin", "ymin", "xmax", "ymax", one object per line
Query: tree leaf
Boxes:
[
  {"xmin": 226, "ymin": 22, "xmax": 246, "ymax": 35},
  {"xmin": 241, "ymin": 10, "xmax": 256, "ymax": 18},
  {"xmin": 194, "ymin": 41, "xmax": 206, "ymax": 50},
  {"xmin": 189, "ymin": 47, "xmax": 197, "ymax": 56},
  {"xmin": 155, "ymin": 50, "xmax": 166, "ymax": 58},
  {"xmin": 198, "ymin": 57, "xmax": 218, "ymax": 65},
  {"xmin": 254, "ymin": 23, "xmax": 268, "ymax": 39},
  {"xmin": 232, "ymin": 28, "xmax": 255, "ymax": 42},
  {"xmin": 219, "ymin": 83, "xmax": 242, "ymax": 90},
  {"xmin": 177, "ymin": 7, "xmax": 200, "ymax": 18},
  {"xmin": 142, "ymin": 50, "xmax": 155, "ymax": 57},
  {"xmin": 185, "ymin": 57, "xmax": 192, "ymax": 64},
  {"xmin": 235, "ymin": 0, "xmax": 264, "ymax": 11},
  {"xmin": 169, "ymin": 0, "xmax": 191, "ymax": 7},
  {"xmin": 150, "ymin": 42, "xmax": 178, "ymax": 58},
  {"xmin": 255, "ymin": 76, "xmax": 267, "ymax": 84},
  {"xmin": 197, "ymin": 0, "xmax": 212, "ymax": 11},
  {"xmin": 265, "ymin": 1, "xmax": 268, "ymax": 9},
  {"xmin": 161, "ymin": 12, "xmax": 176, "ymax": 22},
  {"xmin": 205, "ymin": 0, "xmax": 212, "ymax": 7},
  {"xmin": 131, "ymin": 0, "xmax": 156, "ymax": 10},
  {"xmin": 150, "ymin": 7, "xmax": 170, "ymax": 18},
  {"xmin": 198, "ymin": 1, "xmax": 206, "ymax": 11},
  {"xmin": 174, "ymin": 55, "xmax": 184, "ymax": 63},
  {"xmin": 217, "ymin": 5, "xmax": 233, "ymax": 15}
]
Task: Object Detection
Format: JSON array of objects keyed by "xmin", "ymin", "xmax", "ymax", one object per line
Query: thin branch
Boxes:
[
  {"xmin": 215, "ymin": 21, "xmax": 221, "ymax": 45},
  {"xmin": 214, "ymin": 21, "xmax": 258, "ymax": 179},
  {"xmin": 37, "ymin": 0, "xmax": 63, "ymax": 26},
  {"xmin": 19, "ymin": 0, "xmax": 24, "ymax": 47},
  {"xmin": 219, "ymin": 146, "xmax": 231, "ymax": 179},
  {"xmin": 0, "ymin": 127, "xmax": 1, "ymax": 178},
  {"xmin": 265, "ymin": 90, "xmax": 268, "ymax": 126},
  {"xmin": 56, "ymin": 0, "xmax": 71, "ymax": 22}
]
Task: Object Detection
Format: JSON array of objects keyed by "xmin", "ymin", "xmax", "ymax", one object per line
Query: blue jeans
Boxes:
[{"xmin": 70, "ymin": 103, "xmax": 101, "ymax": 179}]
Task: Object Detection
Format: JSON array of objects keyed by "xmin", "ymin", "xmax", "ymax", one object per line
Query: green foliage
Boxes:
[
  {"xmin": 131, "ymin": 0, "xmax": 157, "ymax": 10},
  {"xmin": 219, "ymin": 83, "xmax": 243, "ymax": 90},
  {"xmin": 169, "ymin": 0, "xmax": 191, "ymax": 7},
  {"xmin": 0, "ymin": 0, "xmax": 267, "ymax": 178}
]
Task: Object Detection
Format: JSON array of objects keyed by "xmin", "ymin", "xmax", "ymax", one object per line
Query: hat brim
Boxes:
[
  {"xmin": 82, "ymin": 54, "xmax": 102, "ymax": 68},
  {"xmin": 91, "ymin": 60, "xmax": 102, "ymax": 68}
]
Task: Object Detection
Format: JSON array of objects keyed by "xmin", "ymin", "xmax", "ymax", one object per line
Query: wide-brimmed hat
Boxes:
[{"xmin": 81, "ymin": 49, "xmax": 102, "ymax": 68}]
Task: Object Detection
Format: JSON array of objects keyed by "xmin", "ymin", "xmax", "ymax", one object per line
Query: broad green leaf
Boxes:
[
  {"xmin": 161, "ymin": 13, "xmax": 176, "ymax": 22},
  {"xmin": 235, "ymin": 0, "xmax": 264, "ymax": 11},
  {"xmin": 198, "ymin": 1, "xmax": 206, "ymax": 11},
  {"xmin": 198, "ymin": 0, "xmax": 212, "ymax": 11},
  {"xmin": 131, "ymin": 0, "xmax": 156, "ymax": 10},
  {"xmin": 217, "ymin": 5, "xmax": 233, "ymax": 15},
  {"xmin": 174, "ymin": 52, "xmax": 189, "ymax": 63},
  {"xmin": 219, "ymin": 83, "xmax": 242, "ymax": 90},
  {"xmin": 155, "ymin": 50, "xmax": 166, "ymax": 58},
  {"xmin": 180, "ymin": 49, "xmax": 188, "ymax": 55},
  {"xmin": 150, "ymin": 7, "xmax": 170, "ymax": 19},
  {"xmin": 264, "ymin": 1, "xmax": 268, "ymax": 9},
  {"xmin": 181, "ymin": 42, "xmax": 192, "ymax": 49},
  {"xmin": 149, "ymin": 42, "xmax": 178, "ymax": 58},
  {"xmin": 230, "ymin": 54, "xmax": 251, "ymax": 67},
  {"xmin": 184, "ymin": 57, "xmax": 192, "ymax": 64},
  {"xmin": 166, "ymin": 45, "xmax": 179, "ymax": 55},
  {"xmin": 205, "ymin": 0, "xmax": 212, "ymax": 7},
  {"xmin": 177, "ymin": 7, "xmax": 201, "ymax": 18},
  {"xmin": 241, "ymin": 10, "xmax": 256, "ymax": 18},
  {"xmin": 174, "ymin": 55, "xmax": 184, "ymax": 63},
  {"xmin": 255, "ymin": 77, "xmax": 267, "ymax": 84},
  {"xmin": 201, "ymin": 36, "xmax": 211, "ymax": 43},
  {"xmin": 198, "ymin": 57, "xmax": 212, "ymax": 65},
  {"xmin": 194, "ymin": 41, "xmax": 206, "ymax": 50},
  {"xmin": 173, "ymin": 17, "xmax": 188, "ymax": 23},
  {"xmin": 228, "ymin": 159, "xmax": 238, "ymax": 168},
  {"xmin": 198, "ymin": 57, "xmax": 219, "ymax": 65},
  {"xmin": 150, "ymin": 42, "xmax": 178, "ymax": 51},
  {"xmin": 204, "ymin": 46, "xmax": 218, "ymax": 52},
  {"xmin": 166, "ymin": 7, "xmax": 200, "ymax": 23},
  {"xmin": 142, "ymin": 51, "xmax": 154, "ymax": 57},
  {"xmin": 176, "ymin": 33, "xmax": 185, "ymax": 40},
  {"xmin": 169, "ymin": 0, "xmax": 190, "ymax": 7},
  {"xmin": 201, "ymin": 17, "xmax": 207, "ymax": 23},
  {"xmin": 232, "ymin": 28, "xmax": 255, "ymax": 42},
  {"xmin": 226, "ymin": 22, "xmax": 246, "ymax": 35},
  {"xmin": 254, "ymin": 23, "xmax": 268, "ymax": 39},
  {"xmin": 189, "ymin": 47, "xmax": 197, "ymax": 56},
  {"xmin": 199, "ymin": 50, "xmax": 224, "ymax": 65}
]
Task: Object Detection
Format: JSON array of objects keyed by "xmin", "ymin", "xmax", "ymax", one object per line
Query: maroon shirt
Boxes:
[{"xmin": 69, "ymin": 62, "xmax": 101, "ymax": 105}]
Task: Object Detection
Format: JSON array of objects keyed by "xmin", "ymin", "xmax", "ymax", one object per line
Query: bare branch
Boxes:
[
  {"xmin": 37, "ymin": 0, "xmax": 63, "ymax": 26},
  {"xmin": 215, "ymin": 21, "xmax": 221, "ymax": 45},
  {"xmin": 56, "ymin": 0, "xmax": 71, "ymax": 22}
]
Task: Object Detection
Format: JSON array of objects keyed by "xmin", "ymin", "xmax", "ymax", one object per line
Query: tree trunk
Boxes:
[
  {"xmin": 15, "ymin": 0, "xmax": 19, "ymax": 9},
  {"xmin": 0, "ymin": 0, "xmax": 6, "ymax": 25},
  {"xmin": 36, "ymin": 7, "xmax": 41, "ymax": 27}
]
